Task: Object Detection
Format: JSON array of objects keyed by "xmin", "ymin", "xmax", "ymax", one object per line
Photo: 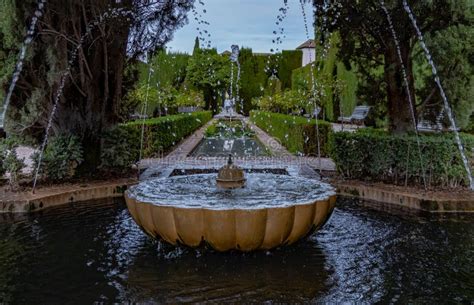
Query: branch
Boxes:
[{"xmin": 68, "ymin": 74, "xmax": 87, "ymax": 97}]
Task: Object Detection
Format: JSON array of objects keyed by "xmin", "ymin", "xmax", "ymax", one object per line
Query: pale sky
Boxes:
[{"xmin": 166, "ymin": 0, "xmax": 314, "ymax": 54}]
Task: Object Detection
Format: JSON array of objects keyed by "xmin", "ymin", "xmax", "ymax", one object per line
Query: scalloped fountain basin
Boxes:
[{"xmin": 125, "ymin": 173, "xmax": 337, "ymax": 252}]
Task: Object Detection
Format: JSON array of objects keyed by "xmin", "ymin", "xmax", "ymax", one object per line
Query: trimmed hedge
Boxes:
[
  {"xmin": 250, "ymin": 111, "xmax": 333, "ymax": 156},
  {"xmin": 330, "ymin": 130, "xmax": 474, "ymax": 188},
  {"xmin": 101, "ymin": 111, "xmax": 212, "ymax": 170},
  {"xmin": 124, "ymin": 111, "xmax": 212, "ymax": 158}
]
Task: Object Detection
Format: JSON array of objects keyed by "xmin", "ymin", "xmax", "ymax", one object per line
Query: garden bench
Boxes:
[
  {"xmin": 417, "ymin": 119, "xmax": 442, "ymax": 133},
  {"xmin": 417, "ymin": 119, "xmax": 459, "ymax": 133},
  {"xmin": 338, "ymin": 106, "xmax": 371, "ymax": 125}
]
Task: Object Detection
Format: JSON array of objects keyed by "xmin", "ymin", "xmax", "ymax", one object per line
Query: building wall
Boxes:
[{"xmin": 301, "ymin": 48, "xmax": 316, "ymax": 67}]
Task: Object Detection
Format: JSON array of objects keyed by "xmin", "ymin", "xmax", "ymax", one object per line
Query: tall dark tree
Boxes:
[
  {"xmin": 193, "ymin": 36, "xmax": 200, "ymax": 55},
  {"xmin": 0, "ymin": 0, "xmax": 194, "ymax": 170},
  {"xmin": 312, "ymin": 0, "xmax": 471, "ymax": 132}
]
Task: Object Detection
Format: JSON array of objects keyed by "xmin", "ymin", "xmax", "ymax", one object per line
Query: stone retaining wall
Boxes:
[{"xmin": 336, "ymin": 182, "xmax": 474, "ymax": 213}]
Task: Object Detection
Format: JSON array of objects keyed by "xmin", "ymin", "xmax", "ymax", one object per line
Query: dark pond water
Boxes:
[
  {"xmin": 190, "ymin": 138, "xmax": 269, "ymax": 157},
  {"xmin": 0, "ymin": 198, "xmax": 473, "ymax": 304}
]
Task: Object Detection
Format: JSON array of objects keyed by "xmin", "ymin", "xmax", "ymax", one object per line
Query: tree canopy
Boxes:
[
  {"xmin": 186, "ymin": 48, "xmax": 231, "ymax": 112},
  {"xmin": 0, "ymin": 0, "xmax": 194, "ymax": 170},
  {"xmin": 312, "ymin": 0, "xmax": 473, "ymax": 131}
]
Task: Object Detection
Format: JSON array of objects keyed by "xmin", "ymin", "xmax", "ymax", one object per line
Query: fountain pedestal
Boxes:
[
  {"xmin": 215, "ymin": 97, "xmax": 244, "ymax": 119},
  {"xmin": 216, "ymin": 155, "xmax": 246, "ymax": 189},
  {"xmin": 125, "ymin": 172, "xmax": 336, "ymax": 252}
]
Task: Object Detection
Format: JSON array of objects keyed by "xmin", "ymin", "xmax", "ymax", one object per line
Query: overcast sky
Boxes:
[{"xmin": 166, "ymin": 0, "xmax": 314, "ymax": 54}]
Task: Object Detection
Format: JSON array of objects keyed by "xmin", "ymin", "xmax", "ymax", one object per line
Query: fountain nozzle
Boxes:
[{"xmin": 216, "ymin": 154, "xmax": 246, "ymax": 189}]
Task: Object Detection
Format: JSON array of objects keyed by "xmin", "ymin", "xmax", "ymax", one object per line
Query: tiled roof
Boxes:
[{"xmin": 296, "ymin": 39, "xmax": 316, "ymax": 49}]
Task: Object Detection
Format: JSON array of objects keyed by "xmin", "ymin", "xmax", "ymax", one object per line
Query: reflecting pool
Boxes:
[{"xmin": 0, "ymin": 198, "xmax": 473, "ymax": 304}]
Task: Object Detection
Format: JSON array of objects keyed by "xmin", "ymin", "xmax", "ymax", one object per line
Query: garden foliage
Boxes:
[
  {"xmin": 250, "ymin": 111, "xmax": 332, "ymax": 157},
  {"xmin": 252, "ymin": 90, "xmax": 310, "ymax": 114},
  {"xmin": 0, "ymin": 138, "xmax": 26, "ymax": 187},
  {"xmin": 291, "ymin": 33, "xmax": 359, "ymax": 122},
  {"xmin": 330, "ymin": 130, "xmax": 474, "ymax": 188},
  {"xmin": 101, "ymin": 112, "xmax": 212, "ymax": 170},
  {"xmin": 32, "ymin": 134, "xmax": 84, "ymax": 181}
]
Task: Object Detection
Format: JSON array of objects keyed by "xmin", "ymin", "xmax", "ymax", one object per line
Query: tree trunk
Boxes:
[
  {"xmin": 203, "ymin": 86, "xmax": 218, "ymax": 114},
  {"xmin": 384, "ymin": 41, "xmax": 417, "ymax": 133}
]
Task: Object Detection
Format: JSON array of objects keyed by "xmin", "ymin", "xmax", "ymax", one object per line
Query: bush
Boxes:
[
  {"xmin": 113, "ymin": 111, "xmax": 212, "ymax": 161},
  {"xmin": 175, "ymin": 90, "xmax": 204, "ymax": 107},
  {"xmin": 204, "ymin": 120, "xmax": 254, "ymax": 138},
  {"xmin": 100, "ymin": 126, "xmax": 140, "ymax": 172},
  {"xmin": 252, "ymin": 90, "xmax": 311, "ymax": 114},
  {"xmin": 0, "ymin": 138, "xmax": 26, "ymax": 187},
  {"xmin": 330, "ymin": 130, "xmax": 474, "ymax": 188},
  {"xmin": 33, "ymin": 135, "xmax": 84, "ymax": 181},
  {"xmin": 250, "ymin": 111, "xmax": 333, "ymax": 156}
]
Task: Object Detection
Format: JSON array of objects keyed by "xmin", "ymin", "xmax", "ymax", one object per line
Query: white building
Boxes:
[{"xmin": 296, "ymin": 39, "xmax": 316, "ymax": 67}]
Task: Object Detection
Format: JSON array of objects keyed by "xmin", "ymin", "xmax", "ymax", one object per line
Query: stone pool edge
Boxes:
[
  {"xmin": 2, "ymin": 178, "xmax": 473, "ymax": 213},
  {"xmin": 334, "ymin": 180, "xmax": 474, "ymax": 213},
  {"xmin": 0, "ymin": 179, "xmax": 138, "ymax": 213}
]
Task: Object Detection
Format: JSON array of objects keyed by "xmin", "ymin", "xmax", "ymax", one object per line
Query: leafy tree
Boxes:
[
  {"xmin": 313, "ymin": 0, "xmax": 472, "ymax": 132},
  {"xmin": 253, "ymin": 89, "xmax": 310, "ymax": 114},
  {"xmin": 143, "ymin": 50, "xmax": 190, "ymax": 91},
  {"xmin": 414, "ymin": 24, "xmax": 474, "ymax": 129},
  {"xmin": 186, "ymin": 48, "xmax": 231, "ymax": 112},
  {"xmin": 1, "ymin": 0, "xmax": 194, "ymax": 172}
]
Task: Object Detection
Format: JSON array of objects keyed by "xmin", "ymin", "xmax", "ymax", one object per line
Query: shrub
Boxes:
[
  {"xmin": 118, "ymin": 111, "xmax": 212, "ymax": 159},
  {"xmin": 175, "ymin": 90, "xmax": 204, "ymax": 107},
  {"xmin": 330, "ymin": 130, "xmax": 474, "ymax": 188},
  {"xmin": 252, "ymin": 90, "xmax": 311, "ymax": 114},
  {"xmin": 204, "ymin": 120, "xmax": 254, "ymax": 138},
  {"xmin": 250, "ymin": 111, "xmax": 333, "ymax": 156},
  {"xmin": 0, "ymin": 138, "xmax": 26, "ymax": 187},
  {"xmin": 100, "ymin": 126, "xmax": 140, "ymax": 172},
  {"xmin": 33, "ymin": 134, "xmax": 84, "ymax": 181}
]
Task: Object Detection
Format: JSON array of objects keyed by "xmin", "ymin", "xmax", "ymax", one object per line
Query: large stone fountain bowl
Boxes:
[{"xmin": 125, "ymin": 174, "xmax": 336, "ymax": 252}]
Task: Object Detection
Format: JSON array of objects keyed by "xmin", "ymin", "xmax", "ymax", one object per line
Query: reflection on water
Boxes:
[
  {"xmin": 0, "ymin": 198, "xmax": 473, "ymax": 304},
  {"xmin": 190, "ymin": 138, "xmax": 269, "ymax": 157}
]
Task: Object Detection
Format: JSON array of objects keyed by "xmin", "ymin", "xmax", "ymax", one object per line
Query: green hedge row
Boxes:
[
  {"xmin": 100, "ymin": 112, "xmax": 212, "ymax": 171},
  {"xmin": 330, "ymin": 130, "xmax": 474, "ymax": 188},
  {"xmin": 124, "ymin": 111, "xmax": 212, "ymax": 158},
  {"xmin": 250, "ymin": 111, "xmax": 333, "ymax": 156}
]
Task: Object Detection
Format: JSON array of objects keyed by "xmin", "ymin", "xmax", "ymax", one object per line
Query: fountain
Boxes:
[
  {"xmin": 215, "ymin": 45, "xmax": 243, "ymax": 120},
  {"xmin": 216, "ymin": 155, "xmax": 246, "ymax": 189},
  {"xmin": 125, "ymin": 155, "xmax": 336, "ymax": 252},
  {"xmin": 215, "ymin": 93, "xmax": 240, "ymax": 119}
]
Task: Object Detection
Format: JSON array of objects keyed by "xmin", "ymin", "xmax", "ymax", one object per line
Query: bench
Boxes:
[
  {"xmin": 338, "ymin": 106, "xmax": 371, "ymax": 125},
  {"xmin": 417, "ymin": 119, "xmax": 459, "ymax": 133}
]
